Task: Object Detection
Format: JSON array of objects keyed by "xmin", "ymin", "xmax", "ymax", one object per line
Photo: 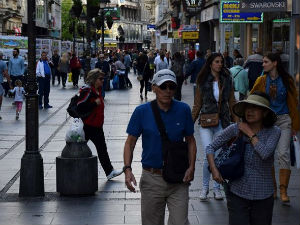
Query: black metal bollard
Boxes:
[{"xmin": 56, "ymin": 142, "xmax": 98, "ymax": 195}]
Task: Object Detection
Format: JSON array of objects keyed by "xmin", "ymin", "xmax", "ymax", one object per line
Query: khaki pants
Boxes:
[
  {"xmin": 140, "ymin": 169, "xmax": 190, "ymax": 225},
  {"xmin": 275, "ymin": 114, "xmax": 292, "ymax": 169}
]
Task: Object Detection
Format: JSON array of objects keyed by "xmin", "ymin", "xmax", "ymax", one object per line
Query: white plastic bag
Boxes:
[
  {"xmin": 293, "ymin": 135, "xmax": 300, "ymax": 169},
  {"xmin": 65, "ymin": 118, "xmax": 86, "ymax": 142}
]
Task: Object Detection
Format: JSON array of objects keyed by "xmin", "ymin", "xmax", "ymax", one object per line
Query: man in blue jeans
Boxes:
[{"xmin": 36, "ymin": 52, "xmax": 52, "ymax": 109}]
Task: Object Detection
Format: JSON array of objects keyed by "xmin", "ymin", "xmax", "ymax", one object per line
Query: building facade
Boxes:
[
  {"xmin": 0, "ymin": 0, "xmax": 23, "ymax": 35},
  {"xmin": 21, "ymin": 0, "xmax": 62, "ymax": 39},
  {"xmin": 103, "ymin": 0, "xmax": 143, "ymax": 50}
]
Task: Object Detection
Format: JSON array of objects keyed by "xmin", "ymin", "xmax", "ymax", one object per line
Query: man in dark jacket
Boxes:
[
  {"xmin": 186, "ymin": 51, "xmax": 205, "ymax": 96},
  {"xmin": 95, "ymin": 54, "xmax": 110, "ymax": 98},
  {"xmin": 244, "ymin": 48, "xmax": 263, "ymax": 90},
  {"xmin": 51, "ymin": 49, "xmax": 60, "ymax": 85}
]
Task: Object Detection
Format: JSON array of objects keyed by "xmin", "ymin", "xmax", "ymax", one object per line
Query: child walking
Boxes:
[{"xmin": 10, "ymin": 80, "xmax": 25, "ymax": 120}]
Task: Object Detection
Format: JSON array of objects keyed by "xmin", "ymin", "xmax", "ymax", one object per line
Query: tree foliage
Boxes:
[{"xmin": 61, "ymin": 0, "xmax": 74, "ymax": 40}]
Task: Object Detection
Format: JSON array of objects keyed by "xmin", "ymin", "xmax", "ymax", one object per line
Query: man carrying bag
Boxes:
[{"xmin": 123, "ymin": 69, "xmax": 197, "ymax": 225}]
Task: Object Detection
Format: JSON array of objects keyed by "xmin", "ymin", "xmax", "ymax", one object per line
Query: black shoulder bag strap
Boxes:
[
  {"xmin": 233, "ymin": 69, "xmax": 243, "ymax": 79},
  {"xmin": 151, "ymin": 100, "xmax": 169, "ymax": 142},
  {"xmin": 150, "ymin": 100, "xmax": 170, "ymax": 158}
]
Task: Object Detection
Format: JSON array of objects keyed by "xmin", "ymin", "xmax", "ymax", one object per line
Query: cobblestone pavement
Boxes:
[{"xmin": 0, "ymin": 72, "xmax": 299, "ymax": 224}]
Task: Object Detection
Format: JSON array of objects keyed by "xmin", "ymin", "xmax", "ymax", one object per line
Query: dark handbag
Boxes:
[
  {"xmin": 209, "ymin": 134, "xmax": 246, "ymax": 181},
  {"xmin": 151, "ymin": 100, "xmax": 189, "ymax": 183}
]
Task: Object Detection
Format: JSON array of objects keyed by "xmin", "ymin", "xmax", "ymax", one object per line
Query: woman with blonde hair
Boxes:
[
  {"xmin": 58, "ymin": 53, "xmax": 70, "ymax": 88},
  {"xmin": 77, "ymin": 69, "xmax": 123, "ymax": 180}
]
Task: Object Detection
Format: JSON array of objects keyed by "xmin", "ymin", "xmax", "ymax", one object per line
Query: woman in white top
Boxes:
[
  {"xmin": 191, "ymin": 53, "xmax": 237, "ymax": 201},
  {"xmin": 10, "ymin": 79, "xmax": 25, "ymax": 120}
]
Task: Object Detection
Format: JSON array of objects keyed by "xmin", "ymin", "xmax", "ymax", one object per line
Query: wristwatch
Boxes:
[
  {"xmin": 249, "ymin": 134, "xmax": 257, "ymax": 142},
  {"xmin": 123, "ymin": 165, "xmax": 132, "ymax": 173}
]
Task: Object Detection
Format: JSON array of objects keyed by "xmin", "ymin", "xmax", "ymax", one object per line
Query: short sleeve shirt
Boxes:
[
  {"xmin": 0, "ymin": 60, "xmax": 7, "ymax": 83},
  {"xmin": 126, "ymin": 100, "xmax": 194, "ymax": 169}
]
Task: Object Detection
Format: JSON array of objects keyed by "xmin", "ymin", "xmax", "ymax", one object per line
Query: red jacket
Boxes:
[
  {"xmin": 70, "ymin": 56, "xmax": 81, "ymax": 70},
  {"xmin": 77, "ymin": 85, "xmax": 104, "ymax": 127},
  {"xmin": 188, "ymin": 50, "xmax": 195, "ymax": 61}
]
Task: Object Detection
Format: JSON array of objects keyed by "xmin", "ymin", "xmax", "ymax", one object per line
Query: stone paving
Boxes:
[{"xmin": 0, "ymin": 72, "xmax": 299, "ymax": 224}]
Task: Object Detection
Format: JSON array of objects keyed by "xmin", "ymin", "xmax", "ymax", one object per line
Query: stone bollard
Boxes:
[{"xmin": 56, "ymin": 142, "xmax": 98, "ymax": 195}]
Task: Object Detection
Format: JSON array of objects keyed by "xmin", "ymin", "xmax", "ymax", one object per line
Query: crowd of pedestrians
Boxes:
[{"xmin": 0, "ymin": 44, "xmax": 299, "ymax": 225}]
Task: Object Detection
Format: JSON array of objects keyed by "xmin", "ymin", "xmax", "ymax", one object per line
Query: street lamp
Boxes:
[
  {"xmin": 79, "ymin": 11, "xmax": 87, "ymax": 52},
  {"xmin": 100, "ymin": 0, "xmax": 110, "ymax": 53},
  {"xmin": 70, "ymin": 8, "xmax": 77, "ymax": 54},
  {"xmin": 19, "ymin": 0, "xmax": 44, "ymax": 197}
]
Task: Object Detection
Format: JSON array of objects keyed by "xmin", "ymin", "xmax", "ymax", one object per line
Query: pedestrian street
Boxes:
[{"xmin": 0, "ymin": 72, "xmax": 299, "ymax": 225}]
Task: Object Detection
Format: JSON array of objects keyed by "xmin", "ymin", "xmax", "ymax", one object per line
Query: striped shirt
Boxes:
[{"xmin": 206, "ymin": 123, "xmax": 281, "ymax": 200}]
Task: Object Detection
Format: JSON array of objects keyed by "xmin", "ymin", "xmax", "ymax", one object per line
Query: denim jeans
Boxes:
[
  {"xmin": 199, "ymin": 122, "xmax": 223, "ymax": 191},
  {"xmin": 38, "ymin": 76, "xmax": 50, "ymax": 106}
]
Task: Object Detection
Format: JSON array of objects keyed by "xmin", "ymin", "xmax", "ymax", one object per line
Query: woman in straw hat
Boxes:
[
  {"xmin": 77, "ymin": 69, "xmax": 122, "ymax": 180},
  {"xmin": 206, "ymin": 91, "xmax": 281, "ymax": 225}
]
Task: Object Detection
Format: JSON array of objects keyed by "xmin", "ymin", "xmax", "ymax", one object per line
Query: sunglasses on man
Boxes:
[{"xmin": 159, "ymin": 82, "xmax": 177, "ymax": 90}]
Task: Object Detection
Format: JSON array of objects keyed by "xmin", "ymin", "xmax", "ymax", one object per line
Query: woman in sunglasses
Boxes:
[
  {"xmin": 77, "ymin": 69, "xmax": 123, "ymax": 180},
  {"xmin": 250, "ymin": 52, "xmax": 300, "ymax": 204},
  {"xmin": 192, "ymin": 52, "xmax": 237, "ymax": 201}
]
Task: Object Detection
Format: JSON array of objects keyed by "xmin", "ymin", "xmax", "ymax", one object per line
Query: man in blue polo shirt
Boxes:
[{"xmin": 123, "ymin": 69, "xmax": 197, "ymax": 225}]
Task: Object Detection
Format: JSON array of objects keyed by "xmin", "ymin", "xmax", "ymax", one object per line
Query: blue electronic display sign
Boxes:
[{"xmin": 220, "ymin": 1, "xmax": 263, "ymax": 23}]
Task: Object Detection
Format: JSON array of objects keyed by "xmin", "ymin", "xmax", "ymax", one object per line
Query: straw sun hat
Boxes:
[{"xmin": 233, "ymin": 93, "xmax": 277, "ymax": 124}]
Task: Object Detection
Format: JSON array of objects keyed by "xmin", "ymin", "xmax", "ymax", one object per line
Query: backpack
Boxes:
[{"xmin": 67, "ymin": 93, "xmax": 91, "ymax": 119}]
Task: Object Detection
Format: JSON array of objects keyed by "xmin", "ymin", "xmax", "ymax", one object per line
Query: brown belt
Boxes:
[{"xmin": 144, "ymin": 168, "xmax": 163, "ymax": 175}]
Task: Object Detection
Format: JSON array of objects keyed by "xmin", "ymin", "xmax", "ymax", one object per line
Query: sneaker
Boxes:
[
  {"xmin": 39, "ymin": 105, "xmax": 43, "ymax": 109},
  {"xmin": 16, "ymin": 112, "xmax": 19, "ymax": 120},
  {"xmin": 44, "ymin": 105, "xmax": 53, "ymax": 109},
  {"xmin": 107, "ymin": 169, "xmax": 123, "ymax": 180},
  {"xmin": 214, "ymin": 189, "xmax": 224, "ymax": 200},
  {"xmin": 200, "ymin": 189, "xmax": 209, "ymax": 201},
  {"xmin": 140, "ymin": 94, "xmax": 143, "ymax": 100}
]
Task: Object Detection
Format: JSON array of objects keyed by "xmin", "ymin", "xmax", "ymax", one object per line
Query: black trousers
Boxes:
[
  {"xmin": 139, "ymin": 78, "xmax": 149, "ymax": 96},
  {"xmin": 11, "ymin": 75, "xmax": 24, "ymax": 88},
  {"xmin": 226, "ymin": 191, "xmax": 274, "ymax": 225},
  {"xmin": 52, "ymin": 67, "xmax": 60, "ymax": 84},
  {"xmin": 83, "ymin": 125, "xmax": 113, "ymax": 176},
  {"xmin": 60, "ymin": 72, "xmax": 67, "ymax": 86},
  {"xmin": 125, "ymin": 67, "xmax": 132, "ymax": 87},
  {"xmin": 174, "ymin": 76, "xmax": 184, "ymax": 101},
  {"xmin": 71, "ymin": 68, "xmax": 80, "ymax": 86}
]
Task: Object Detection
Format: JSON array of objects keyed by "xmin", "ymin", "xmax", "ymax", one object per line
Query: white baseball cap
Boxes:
[{"xmin": 151, "ymin": 69, "xmax": 177, "ymax": 86}]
